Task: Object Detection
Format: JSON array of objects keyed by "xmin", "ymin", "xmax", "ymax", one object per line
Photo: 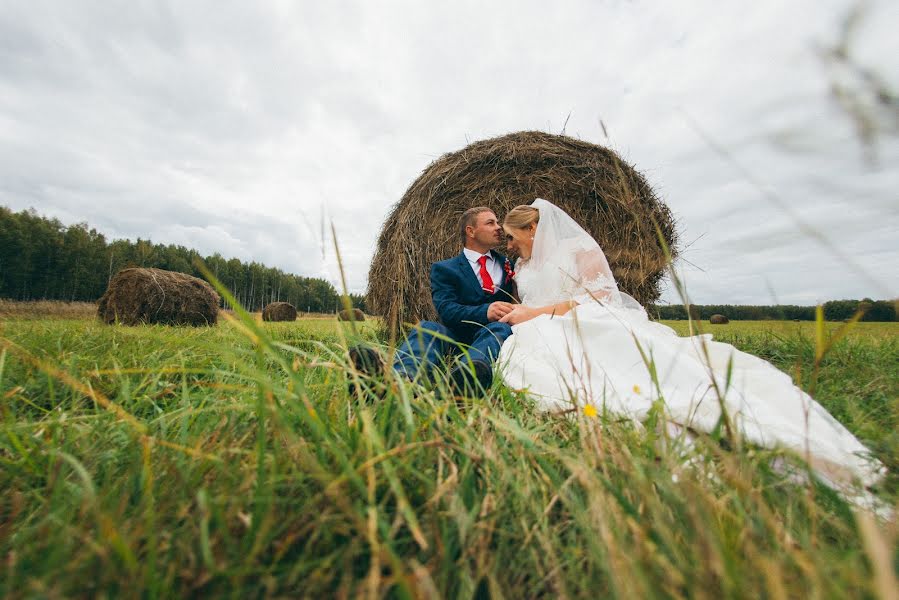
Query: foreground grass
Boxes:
[{"xmin": 0, "ymin": 316, "xmax": 896, "ymax": 598}]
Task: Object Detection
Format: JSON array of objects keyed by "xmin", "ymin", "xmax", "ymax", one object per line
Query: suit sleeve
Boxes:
[{"xmin": 430, "ymin": 262, "xmax": 491, "ymax": 328}]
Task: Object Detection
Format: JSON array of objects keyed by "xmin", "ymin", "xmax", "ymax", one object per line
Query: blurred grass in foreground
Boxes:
[{"xmin": 0, "ymin": 316, "xmax": 896, "ymax": 598}]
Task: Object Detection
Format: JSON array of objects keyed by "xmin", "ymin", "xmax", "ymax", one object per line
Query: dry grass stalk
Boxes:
[{"xmin": 0, "ymin": 299, "xmax": 97, "ymax": 319}]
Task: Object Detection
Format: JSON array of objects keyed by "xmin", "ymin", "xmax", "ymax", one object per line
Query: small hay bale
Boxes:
[
  {"xmin": 709, "ymin": 314, "xmax": 729, "ymax": 325},
  {"xmin": 366, "ymin": 130, "xmax": 679, "ymax": 335},
  {"xmin": 97, "ymin": 268, "xmax": 219, "ymax": 326},
  {"xmin": 338, "ymin": 308, "xmax": 366, "ymax": 322},
  {"xmin": 262, "ymin": 302, "xmax": 297, "ymax": 322}
]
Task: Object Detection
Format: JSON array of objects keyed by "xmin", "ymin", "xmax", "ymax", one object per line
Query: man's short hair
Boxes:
[{"xmin": 458, "ymin": 206, "xmax": 494, "ymax": 242}]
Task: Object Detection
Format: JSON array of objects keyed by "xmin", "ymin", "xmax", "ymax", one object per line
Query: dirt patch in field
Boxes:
[{"xmin": 0, "ymin": 299, "xmax": 98, "ymax": 320}]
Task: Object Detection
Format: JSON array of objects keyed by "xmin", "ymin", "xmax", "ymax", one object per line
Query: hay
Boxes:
[
  {"xmin": 262, "ymin": 302, "xmax": 297, "ymax": 322},
  {"xmin": 710, "ymin": 314, "xmax": 729, "ymax": 325},
  {"xmin": 367, "ymin": 130, "xmax": 678, "ymax": 334},
  {"xmin": 97, "ymin": 268, "xmax": 219, "ymax": 326},
  {"xmin": 338, "ymin": 308, "xmax": 366, "ymax": 322}
]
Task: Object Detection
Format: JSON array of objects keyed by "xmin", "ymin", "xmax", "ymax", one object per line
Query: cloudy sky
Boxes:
[{"xmin": 1, "ymin": 0, "xmax": 896, "ymax": 305}]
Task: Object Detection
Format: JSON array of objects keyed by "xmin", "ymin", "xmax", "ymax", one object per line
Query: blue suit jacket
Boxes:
[{"xmin": 430, "ymin": 250, "xmax": 516, "ymax": 344}]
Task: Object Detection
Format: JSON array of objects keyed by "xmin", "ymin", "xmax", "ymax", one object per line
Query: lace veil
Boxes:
[{"xmin": 525, "ymin": 198, "xmax": 644, "ymax": 312}]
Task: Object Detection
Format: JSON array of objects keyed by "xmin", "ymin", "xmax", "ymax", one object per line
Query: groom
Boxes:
[{"xmin": 351, "ymin": 207, "xmax": 517, "ymax": 395}]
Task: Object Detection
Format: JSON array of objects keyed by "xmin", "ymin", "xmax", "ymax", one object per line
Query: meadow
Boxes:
[{"xmin": 1, "ymin": 306, "xmax": 897, "ymax": 598}]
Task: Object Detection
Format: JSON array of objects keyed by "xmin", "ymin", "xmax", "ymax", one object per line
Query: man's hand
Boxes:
[{"xmin": 487, "ymin": 301, "xmax": 516, "ymax": 322}]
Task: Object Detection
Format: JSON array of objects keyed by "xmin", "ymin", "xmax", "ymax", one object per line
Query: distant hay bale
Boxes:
[
  {"xmin": 97, "ymin": 268, "xmax": 219, "ymax": 326},
  {"xmin": 262, "ymin": 302, "xmax": 297, "ymax": 322},
  {"xmin": 338, "ymin": 308, "xmax": 366, "ymax": 322},
  {"xmin": 366, "ymin": 130, "xmax": 678, "ymax": 335},
  {"xmin": 709, "ymin": 314, "xmax": 729, "ymax": 325}
]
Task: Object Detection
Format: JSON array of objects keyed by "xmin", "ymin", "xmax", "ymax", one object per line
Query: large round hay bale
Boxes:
[
  {"xmin": 338, "ymin": 308, "xmax": 366, "ymax": 322},
  {"xmin": 262, "ymin": 301, "xmax": 297, "ymax": 322},
  {"xmin": 366, "ymin": 131, "xmax": 678, "ymax": 334},
  {"xmin": 97, "ymin": 267, "xmax": 219, "ymax": 326},
  {"xmin": 709, "ymin": 314, "xmax": 729, "ymax": 325}
]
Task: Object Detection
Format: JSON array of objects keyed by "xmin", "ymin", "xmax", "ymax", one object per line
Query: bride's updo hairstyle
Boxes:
[{"xmin": 503, "ymin": 205, "xmax": 539, "ymax": 233}]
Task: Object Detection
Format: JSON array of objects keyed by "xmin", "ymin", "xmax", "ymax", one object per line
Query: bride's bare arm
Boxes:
[{"xmin": 498, "ymin": 300, "xmax": 576, "ymax": 325}]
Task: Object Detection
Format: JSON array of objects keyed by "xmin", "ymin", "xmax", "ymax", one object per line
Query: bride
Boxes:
[{"xmin": 496, "ymin": 198, "xmax": 885, "ymax": 491}]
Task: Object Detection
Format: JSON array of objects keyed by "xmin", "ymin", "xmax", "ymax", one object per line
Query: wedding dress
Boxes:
[{"xmin": 497, "ymin": 199, "xmax": 885, "ymax": 490}]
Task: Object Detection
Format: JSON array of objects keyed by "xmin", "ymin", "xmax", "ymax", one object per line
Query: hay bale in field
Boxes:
[
  {"xmin": 366, "ymin": 130, "xmax": 678, "ymax": 334},
  {"xmin": 709, "ymin": 314, "xmax": 729, "ymax": 325},
  {"xmin": 338, "ymin": 308, "xmax": 366, "ymax": 322},
  {"xmin": 262, "ymin": 302, "xmax": 297, "ymax": 322},
  {"xmin": 97, "ymin": 268, "xmax": 219, "ymax": 326}
]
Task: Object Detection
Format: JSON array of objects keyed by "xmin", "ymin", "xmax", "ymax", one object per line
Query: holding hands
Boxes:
[
  {"xmin": 495, "ymin": 300, "xmax": 578, "ymax": 325},
  {"xmin": 488, "ymin": 301, "xmax": 539, "ymax": 324},
  {"xmin": 489, "ymin": 301, "xmax": 562, "ymax": 325},
  {"xmin": 498, "ymin": 305, "xmax": 540, "ymax": 325},
  {"xmin": 487, "ymin": 301, "xmax": 516, "ymax": 321}
]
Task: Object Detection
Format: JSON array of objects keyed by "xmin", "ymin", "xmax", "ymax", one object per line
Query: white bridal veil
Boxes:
[{"xmin": 526, "ymin": 198, "xmax": 644, "ymax": 312}]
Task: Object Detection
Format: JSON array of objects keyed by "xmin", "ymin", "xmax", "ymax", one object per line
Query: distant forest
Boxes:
[
  {"xmin": 650, "ymin": 301, "xmax": 895, "ymax": 322},
  {"xmin": 0, "ymin": 206, "xmax": 364, "ymax": 313}
]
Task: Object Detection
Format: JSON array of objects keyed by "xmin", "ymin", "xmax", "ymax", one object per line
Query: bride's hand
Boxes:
[
  {"xmin": 487, "ymin": 301, "xmax": 516, "ymax": 321},
  {"xmin": 499, "ymin": 306, "xmax": 538, "ymax": 325}
]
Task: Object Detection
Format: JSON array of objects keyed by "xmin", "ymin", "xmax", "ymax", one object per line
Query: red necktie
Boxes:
[{"xmin": 477, "ymin": 255, "xmax": 495, "ymax": 294}]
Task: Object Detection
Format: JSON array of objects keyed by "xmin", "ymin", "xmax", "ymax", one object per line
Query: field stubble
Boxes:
[{"xmin": 0, "ymin": 310, "xmax": 896, "ymax": 597}]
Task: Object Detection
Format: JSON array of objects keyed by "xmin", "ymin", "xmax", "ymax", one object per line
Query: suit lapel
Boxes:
[{"xmin": 457, "ymin": 253, "xmax": 483, "ymax": 295}]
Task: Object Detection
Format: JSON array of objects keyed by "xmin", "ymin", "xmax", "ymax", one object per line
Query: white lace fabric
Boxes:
[{"xmin": 518, "ymin": 199, "xmax": 642, "ymax": 313}]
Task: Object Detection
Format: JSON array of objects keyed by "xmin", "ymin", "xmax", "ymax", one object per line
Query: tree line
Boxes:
[
  {"xmin": 650, "ymin": 300, "xmax": 896, "ymax": 322},
  {"xmin": 3, "ymin": 206, "xmax": 893, "ymax": 320},
  {"xmin": 0, "ymin": 206, "xmax": 364, "ymax": 313}
]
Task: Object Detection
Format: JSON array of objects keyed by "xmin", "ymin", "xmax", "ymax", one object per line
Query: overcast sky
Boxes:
[{"xmin": 1, "ymin": 0, "xmax": 896, "ymax": 304}]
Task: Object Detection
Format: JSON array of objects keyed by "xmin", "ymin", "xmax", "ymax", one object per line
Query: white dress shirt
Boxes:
[{"xmin": 462, "ymin": 247, "xmax": 503, "ymax": 292}]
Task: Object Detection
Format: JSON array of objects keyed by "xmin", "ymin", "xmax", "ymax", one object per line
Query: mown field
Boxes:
[{"xmin": 1, "ymin": 307, "xmax": 897, "ymax": 598}]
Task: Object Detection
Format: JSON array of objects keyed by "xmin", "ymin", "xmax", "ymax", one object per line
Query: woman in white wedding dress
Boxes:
[{"xmin": 496, "ymin": 199, "xmax": 885, "ymax": 492}]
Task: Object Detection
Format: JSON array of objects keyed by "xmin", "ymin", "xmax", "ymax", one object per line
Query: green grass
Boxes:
[
  {"xmin": 662, "ymin": 319, "xmax": 899, "ymax": 340},
  {"xmin": 1, "ymin": 315, "xmax": 896, "ymax": 598}
]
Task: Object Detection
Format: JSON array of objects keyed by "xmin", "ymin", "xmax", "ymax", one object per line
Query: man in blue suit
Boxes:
[{"xmin": 351, "ymin": 207, "xmax": 516, "ymax": 396}]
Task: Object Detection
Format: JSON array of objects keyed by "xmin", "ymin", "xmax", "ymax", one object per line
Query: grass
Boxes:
[
  {"xmin": 0, "ymin": 300, "xmax": 98, "ymax": 320},
  {"xmin": 0, "ymin": 310, "xmax": 897, "ymax": 598},
  {"xmin": 663, "ymin": 319, "xmax": 899, "ymax": 340}
]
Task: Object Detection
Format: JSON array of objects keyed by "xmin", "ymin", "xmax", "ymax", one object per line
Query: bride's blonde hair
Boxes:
[{"xmin": 503, "ymin": 205, "xmax": 539, "ymax": 233}]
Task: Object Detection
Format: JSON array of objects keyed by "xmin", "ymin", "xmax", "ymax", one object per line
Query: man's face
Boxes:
[{"xmin": 468, "ymin": 211, "xmax": 503, "ymax": 248}]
